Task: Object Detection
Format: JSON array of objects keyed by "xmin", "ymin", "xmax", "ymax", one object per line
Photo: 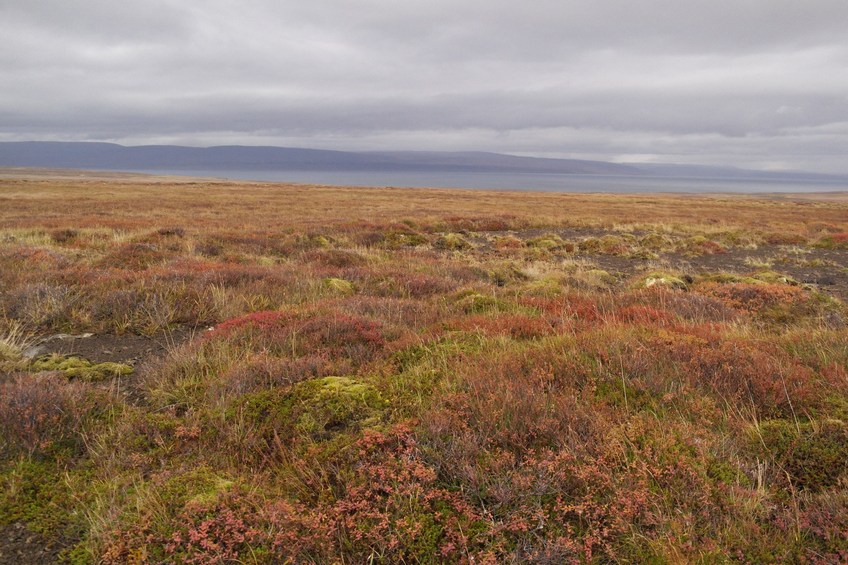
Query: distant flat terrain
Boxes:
[{"xmin": 2, "ymin": 168, "xmax": 847, "ymax": 231}]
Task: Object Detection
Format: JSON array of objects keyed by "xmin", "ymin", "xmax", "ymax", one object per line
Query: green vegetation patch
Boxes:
[
  {"xmin": 585, "ymin": 268, "xmax": 618, "ymax": 287},
  {"xmin": 635, "ymin": 272, "xmax": 689, "ymax": 290},
  {"xmin": 307, "ymin": 234, "xmax": 332, "ymax": 248},
  {"xmin": 384, "ymin": 230, "xmax": 429, "ymax": 248},
  {"xmin": 489, "ymin": 264, "xmax": 531, "ymax": 287},
  {"xmin": 522, "ymin": 276, "xmax": 563, "ymax": 296},
  {"xmin": 526, "ymin": 233, "xmax": 567, "ymax": 251},
  {"xmin": 30, "ymin": 354, "xmax": 134, "ymax": 381},
  {"xmin": 433, "ymin": 233, "xmax": 472, "ymax": 251},
  {"xmin": 679, "ymin": 235, "xmax": 728, "ymax": 256},
  {"xmin": 453, "ymin": 290, "xmax": 512, "ymax": 314},
  {"xmin": 580, "ymin": 234, "xmax": 633, "ymax": 255},
  {"xmin": 698, "ymin": 270, "xmax": 799, "ymax": 286},
  {"xmin": 239, "ymin": 376, "xmax": 387, "ymax": 442},
  {"xmin": 812, "ymin": 233, "xmax": 848, "ymax": 249},
  {"xmin": 0, "ymin": 458, "xmax": 88, "ymax": 537},
  {"xmin": 755, "ymin": 418, "xmax": 848, "ymax": 491},
  {"xmin": 639, "ymin": 232, "xmax": 676, "ymax": 252},
  {"xmin": 323, "ymin": 277, "xmax": 356, "ymax": 295}
]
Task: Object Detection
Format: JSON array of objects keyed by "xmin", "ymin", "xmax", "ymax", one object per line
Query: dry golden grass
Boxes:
[{"xmin": 2, "ymin": 168, "xmax": 846, "ymax": 233}]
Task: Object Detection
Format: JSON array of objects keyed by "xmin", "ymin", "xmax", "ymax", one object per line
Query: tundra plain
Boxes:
[{"xmin": 1, "ymin": 170, "xmax": 848, "ymax": 563}]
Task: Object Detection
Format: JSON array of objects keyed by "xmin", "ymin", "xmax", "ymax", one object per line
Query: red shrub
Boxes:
[
  {"xmin": 423, "ymin": 346, "xmax": 605, "ymax": 462},
  {"xmin": 263, "ymin": 499, "xmax": 337, "ymax": 562},
  {"xmin": 442, "ymin": 215, "xmax": 522, "ymax": 232},
  {"xmin": 764, "ymin": 232, "xmax": 807, "ymax": 245},
  {"xmin": 796, "ymin": 492, "xmax": 848, "ymax": 562},
  {"xmin": 327, "ymin": 424, "xmax": 492, "ymax": 562},
  {"xmin": 821, "ymin": 363, "xmax": 848, "ymax": 388},
  {"xmin": 330, "ymin": 295, "xmax": 440, "ymax": 329},
  {"xmin": 519, "ymin": 295, "xmax": 602, "ymax": 323},
  {"xmin": 98, "ymin": 242, "xmax": 166, "ymax": 270},
  {"xmin": 0, "ymin": 373, "xmax": 92, "ymax": 456},
  {"xmin": 402, "ymin": 272, "xmax": 457, "ymax": 297},
  {"xmin": 815, "ymin": 232, "xmax": 848, "ymax": 249},
  {"xmin": 209, "ymin": 310, "xmax": 294, "ymax": 337},
  {"xmin": 103, "ymin": 487, "xmax": 266, "ymax": 565},
  {"xmin": 645, "ymin": 289, "xmax": 738, "ymax": 323},
  {"xmin": 164, "ymin": 492, "xmax": 263, "ymax": 564},
  {"xmin": 218, "ymin": 351, "xmax": 334, "ymax": 395},
  {"xmin": 209, "ymin": 311, "xmax": 386, "ymax": 366},
  {"xmin": 443, "ymin": 313, "xmax": 556, "ymax": 339},
  {"xmin": 529, "ymin": 449, "xmax": 653, "ymax": 561},
  {"xmin": 156, "ymin": 260, "xmax": 293, "ymax": 287},
  {"xmin": 654, "ymin": 332, "xmax": 819, "ymax": 417},
  {"xmin": 298, "ymin": 314, "xmax": 386, "ymax": 363},
  {"xmin": 494, "ymin": 236, "xmax": 524, "ymax": 250},
  {"xmin": 699, "ymin": 282, "xmax": 806, "ymax": 313},
  {"xmin": 302, "ymin": 249, "xmax": 366, "ymax": 268},
  {"xmin": 5, "ymin": 246, "xmax": 69, "ymax": 269},
  {"xmin": 613, "ymin": 305, "xmax": 674, "ymax": 325},
  {"xmin": 257, "ymin": 423, "xmax": 499, "ymax": 562}
]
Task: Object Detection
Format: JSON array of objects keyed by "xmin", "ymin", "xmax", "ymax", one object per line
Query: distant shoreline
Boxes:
[{"xmin": 3, "ymin": 166, "xmax": 848, "ymax": 197}]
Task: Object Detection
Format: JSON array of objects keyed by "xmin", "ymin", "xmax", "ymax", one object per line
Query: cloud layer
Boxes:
[{"xmin": 3, "ymin": 0, "xmax": 848, "ymax": 172}]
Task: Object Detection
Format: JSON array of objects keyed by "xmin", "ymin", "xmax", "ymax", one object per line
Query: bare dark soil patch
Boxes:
[
  {"xmin": 675, "ymin": 248, "xmax": 848, "ymax": 302},
  {"xmin": 0, "ymin": 523, "xmax": 64, "ymax": 565},
  {"xmin": 467, "ymin": 228, "xmax": 848, "ymax": 302},
  {"xmin": 25, "ymin": 328, "xmax": 195, "ymax": 372}
]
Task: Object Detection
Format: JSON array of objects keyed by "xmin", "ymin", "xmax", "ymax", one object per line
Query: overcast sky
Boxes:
[{"xmin": 2, "ymin": 1, "xmax": 848, "ymax": 172}]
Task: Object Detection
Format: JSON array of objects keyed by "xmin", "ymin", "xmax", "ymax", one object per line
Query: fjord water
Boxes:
[{"xmin": 135, "ymin": 169, "xmax": 848, "ymax": 193}]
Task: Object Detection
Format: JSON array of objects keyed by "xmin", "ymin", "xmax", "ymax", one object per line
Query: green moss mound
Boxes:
[
  {"xmin": 240, "ymin": 376, "xmax": 387, "ymax": 442},
  {"xmin": 433, "ymin": 233, "xmax": 471, "ymax": 251},
  {"xmin": 699, "ymin": 270, "xmax": 799, "ymax": 286},
  {"xmin": 454, "ymin": 291, "xmax": 511, "ymax": 314},
  {"xmin": 30, "ymin": 355, "xmax": 134, "ymax": 381},
  {"xmin": 323, "ymin": 277, "xmax": 355, "ymax": 295},
  {"xmin": 384, "ymin": 231, "xmax": 429, "ymax": 248},
  {"xmin": 526, "ymin": 233, "xmax": 566, "ymax": 251},
  {"xmin": 639, "ymin": 232, "xmax": 675, "ymax": 252},
  {"xmin": 679, "ymin": 235, "xmax": 727, "ymax": 256}
]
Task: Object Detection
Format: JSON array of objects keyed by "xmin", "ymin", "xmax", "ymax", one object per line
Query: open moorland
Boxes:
[{"xmin": 1, "ymin": 170, "xmax": 848, "ymax": 563}]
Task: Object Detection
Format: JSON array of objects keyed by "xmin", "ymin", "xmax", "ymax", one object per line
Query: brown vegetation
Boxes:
[{"xmin": 1, "ymin": 170, "xmax": 848, "ymax": 563}]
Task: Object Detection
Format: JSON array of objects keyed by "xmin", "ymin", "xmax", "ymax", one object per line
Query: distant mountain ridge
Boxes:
[
  {"xmin": 0, "ymin": 141, "xmax": 845, "ymax": 181},
  {"xmin": 0, "ymin": 142, "xmax": 638, "ymax": 175}
]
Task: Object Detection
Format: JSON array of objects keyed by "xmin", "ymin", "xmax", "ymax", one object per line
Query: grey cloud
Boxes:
[{"xmin": 2, "ymin": 0, "xmax": 848, "ymax": 173}]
